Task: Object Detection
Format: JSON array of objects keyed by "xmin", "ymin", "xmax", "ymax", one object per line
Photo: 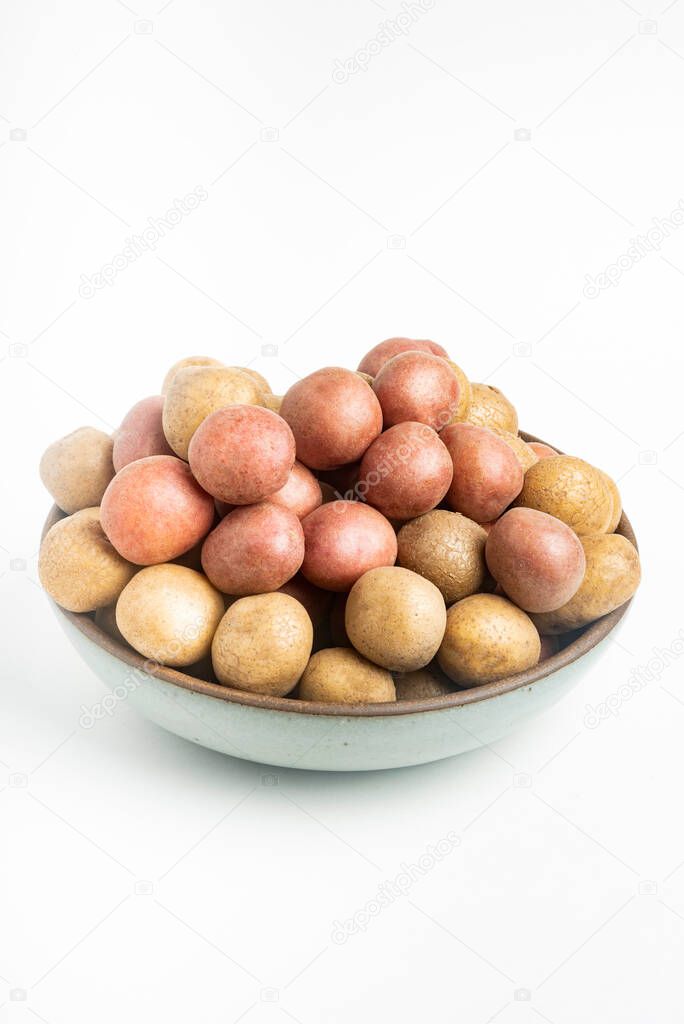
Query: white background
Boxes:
[{"xmin": 1, "ymin": 0, "xmax": 684, "ymax": 1020}]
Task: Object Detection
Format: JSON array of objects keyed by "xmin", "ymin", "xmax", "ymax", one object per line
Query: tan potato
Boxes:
[
  {"xmin": 346, "ymin": 566, "xmax": 447, "ymax": 672},
  {"xmin": 393, "ymin": 664, "xmax": 453, "ymax": 700},
  {"xmin": 162, "ymin": 365, "xmax": 263, "ymax": 459},
  {"xmin": 467, "ymin": 383, "xmax": 518, "ymax": 434},
  {"xmin": 262, "ymin": 393, "xmax": 283, "ymax": 413},
  {"xmin": 598, "ymin": 469, "xmax": 623, "ymax": 533},
  {"xmin": 485, "ymin": 508, "xmax": 586, "ymax": 613},
  {"xmin": 211, "ymin": 593, "xmax": 313, "ymax": 696},
  {"xmin": 40, "ymin": 427, "xmax": 115, "ymax": 514},
  {"xmin": 444, "ymin": 360, "xmax": 472, "ymax": 423},
  {"xmin": 397, "ymin": 510, "xmax": 488, "ymax": 606},
  {"xmin": 161, "ymin": 355, "xmax": 224, "ymax": 395},
  {"xmin": 532, "ymin": 533, "xmax": 641, "ymax": 634},
  {"xmin": 299, "ymin": 648, "xmax": 396, "ymax": 703},
  {"xmin": 356, "ymin": 371, "xmax": 374, "ymax": 385},
  {"xmin": 229, "ymin": 366, "xmax": 272, "ymax": 394},
  {"xmin": 438, "ymin": 593, "xmax": 541, "ymax": 685},
  {"xmin": 39, "ymin": 508, "xmax": 136, "ymax": 613},
  {"xmin": 514, "ymin": 456, "xmax": 613, "ymax": 535},
  {"xmin": 116, "ymin": 564, "xmax": 224, "ymax": 667},
  {"xmin": 491, "ymin": 428, "xmax": 538, "ymax": 472}
]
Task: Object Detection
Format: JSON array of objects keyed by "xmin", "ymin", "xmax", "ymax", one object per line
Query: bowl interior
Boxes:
[{"xmin": 43, "ymin": 432, "xmax": 637, "ymax": 718}]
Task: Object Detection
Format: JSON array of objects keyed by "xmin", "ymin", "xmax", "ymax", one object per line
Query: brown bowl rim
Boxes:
[{"xmin": 42, "ymin": 432, "xmax": 637, "ymax": 719}]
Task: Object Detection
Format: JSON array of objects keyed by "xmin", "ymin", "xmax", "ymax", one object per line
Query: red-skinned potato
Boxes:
[
  {"xmin": 485, "ymin": 508, "xmax": 587, "ymax": 613},
  {"xmin": 269, "ymin": 461, "xmax": 323, "ymax": 519},
  {"xmin": 101, "ymin": 455, "xmax": 214, "ymax": 565},
  {"xmin": 441, "ymin": 423, "xmax": 523, "ymax": 524},
  {"xmin": 301, "ymin": 500, "xmax": 397, "ymax": 591},
  {"xmin": 280, "ymin": 367, "xmax": 383, "ymax": 471},
  {"xmin": 373, "ymin": 352, "xmax": 460, "ymax": 430},
  {"xmin": 113, "ymin": 395, "xmax": 174, "ymax": 471},
  {"xmin": 202, "ymin": 502, "xmax": 304, "ymax": 595},
  {"xmin": 358, "ymin": 337, "xmax": 449, "ymax": 377},
  {"xmin": 359, "ymin": 421, "xmax": 453, "ymax": 520},
  {"xmin": 188, "ymin": 405, "xmax": 296, "ymax": 505}
]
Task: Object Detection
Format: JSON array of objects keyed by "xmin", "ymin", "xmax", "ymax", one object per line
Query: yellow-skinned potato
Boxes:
[
  {"xmin": 229, "ymin": 366, "xmax": 272, "ymax": 394},
  {"xmin": 514, "ymin": 455, "xmax": 613, "ymax": 535},
  {"xmin": 299, "ymin": 648, "xmax": 395, "ymax": 703},
  {"xmin": 598, "ymin": 469, "xmax": 623, "ymax": 533},
  {"xmin": 116, "ymin": 564, "xmax": 225, "ymax": 666},
  {"xmin": 445, "ymin": 360, "xmax": 472, "ymax": 423},
  {"xmin": 532, "ymin": 533, "xmax": 640, "ymax": 634},
  {"xmin": 161, "ymin": 355, "xmax": 224, "ymax": 395},
  {"xmin": 346, "ymin": 566, "xmax": 447, "ymax": 672},
  {"xmin": 467, "ymin": 383, "xmax": 518, "ymax": 434},
  {"xmin": 393, "ymin": 664, "xmax": 453, "ymax": 700},
  {"xmin": 162, "ymin": 365, "xmax": 263, "ymax": 459},
  {"xmin": 491, "ymin": 428, "xmax": 539, "ymax": 472},
  {"xmin": 39, "ymin": 507, "xmax": 136, "ymax": 613},
  {"xmin": 40, "ymin": 427, "xmax": 114, "ymax": 514},
  {"xmin": 212, "ymin": 593, "xmax": 313, "ymax": 696},
  {"xmin": 438, "ymin": 593, "xmax": 541, "ymax": 686}
]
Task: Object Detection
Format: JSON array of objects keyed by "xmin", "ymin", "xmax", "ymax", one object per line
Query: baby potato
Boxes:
[
  {"xmin": 598, "ymin": 469, "xmax": 623, "ymax": 533},
  {"xmin": 299, "ymin": 648, "xmax": 396, "ymax": 703},
  {"xmin": 116, "ymin": 564, "xmax": 224, "ymax": 667},
  {"xmin": 444, "ymin": 360, "xmax": 472, "ymax": 423},
  {"xmin": 532, "ymin": 533, "xmax": 641, "ymax": 634},
  {"xmin": 438, "ymin": 593, "xmax": 541, "ymax": 686},
  {"xmin": 188, "ymin": 405, "xmax": 296, "ymax": 505},
  {"xmin": 467, "ymin": 383, "xmax": 519, "ymax": 434},
  {"xmin": 280, "ymin": 367, "xmax": 383, "ymax": 470},
  {"xmin": 161, "ymin": 355, "xmax": 224, "ymax": 395},
  {"xmin": 514, "ymin": 456, "xmax": 614, "ymax": 535},
  {"xmin": 211, "ymin": 593, "xmax": 313, "ymax": 696},
  {"xmin": 528, "ymin": 441, "xmax": 558, "ymax": 459},
  {"xmin": 346, "ymin": 566, "xmax": 447, "ymax": 672},
  {"xmin": 40, "ymin": 427, "xmax": 115, "ymax": 514},
  {"xmin": 372, "ymin": 351, "xmax": 460, "ymax": 431},
  {"xmin": 101, "ymin": 455, "xmax": 215, "ymax": 565},
  {"xmin": 301, "ymin": 501, "xmax": 397, "ymax": 592},
  {"xmin": 485, "ymin": 508, "xmax": 586, "ymax": 613},
  {"xmin": 162, "ymin": 365, "xmax": 263, "ymax": 459},
  {"xmin": 441, "ymin": 423, "xmax": 523, "ymax": 523},
  {"xmin": 229, "ymin": 366, "xmax": 272, "ymax": 394},
  {"xmin": 39, "ymin": 507, "xmax": 136, "ymax": 612},
  {"xmin": 393, "ymin": 664, "xmax": 453, "ymax": 700},
  {"xmin": 113, "ymin": 395, "xmax": 174, "ymax": 471},
  {"xmin": 491, "ymin": 428, "xmax": 538, "ymax": 472},
  {"xmin": 359, "ymin": 421, "xmax": 453, "ymax": 521},
  {"xmin": 202, "ymin": 502, "xmax": 305, "ymax": 595},
  {"xmin": 357, "ymin": 337, "xmax": 449, "ymax": 377},
  {"xmin": 269, "ymin": 461, "xmax": 323, "ymax": 519},
  {"xmin": 262, "ymin": 393, "xmax": 283, "ymax": 413},
  {"xmin": 397, "ymin": 510, "xmax": 488, "ymax": 605}
]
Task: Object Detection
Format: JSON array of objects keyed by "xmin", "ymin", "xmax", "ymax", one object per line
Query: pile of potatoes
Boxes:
[{"xmin": 38, "ymin": 339, "xmax": 641, "ymax": 705}]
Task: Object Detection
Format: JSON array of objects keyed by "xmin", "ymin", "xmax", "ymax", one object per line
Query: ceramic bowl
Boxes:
[{"xmin": 43, "ymin": 437, "xmax": 637, "ymax": 772}]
